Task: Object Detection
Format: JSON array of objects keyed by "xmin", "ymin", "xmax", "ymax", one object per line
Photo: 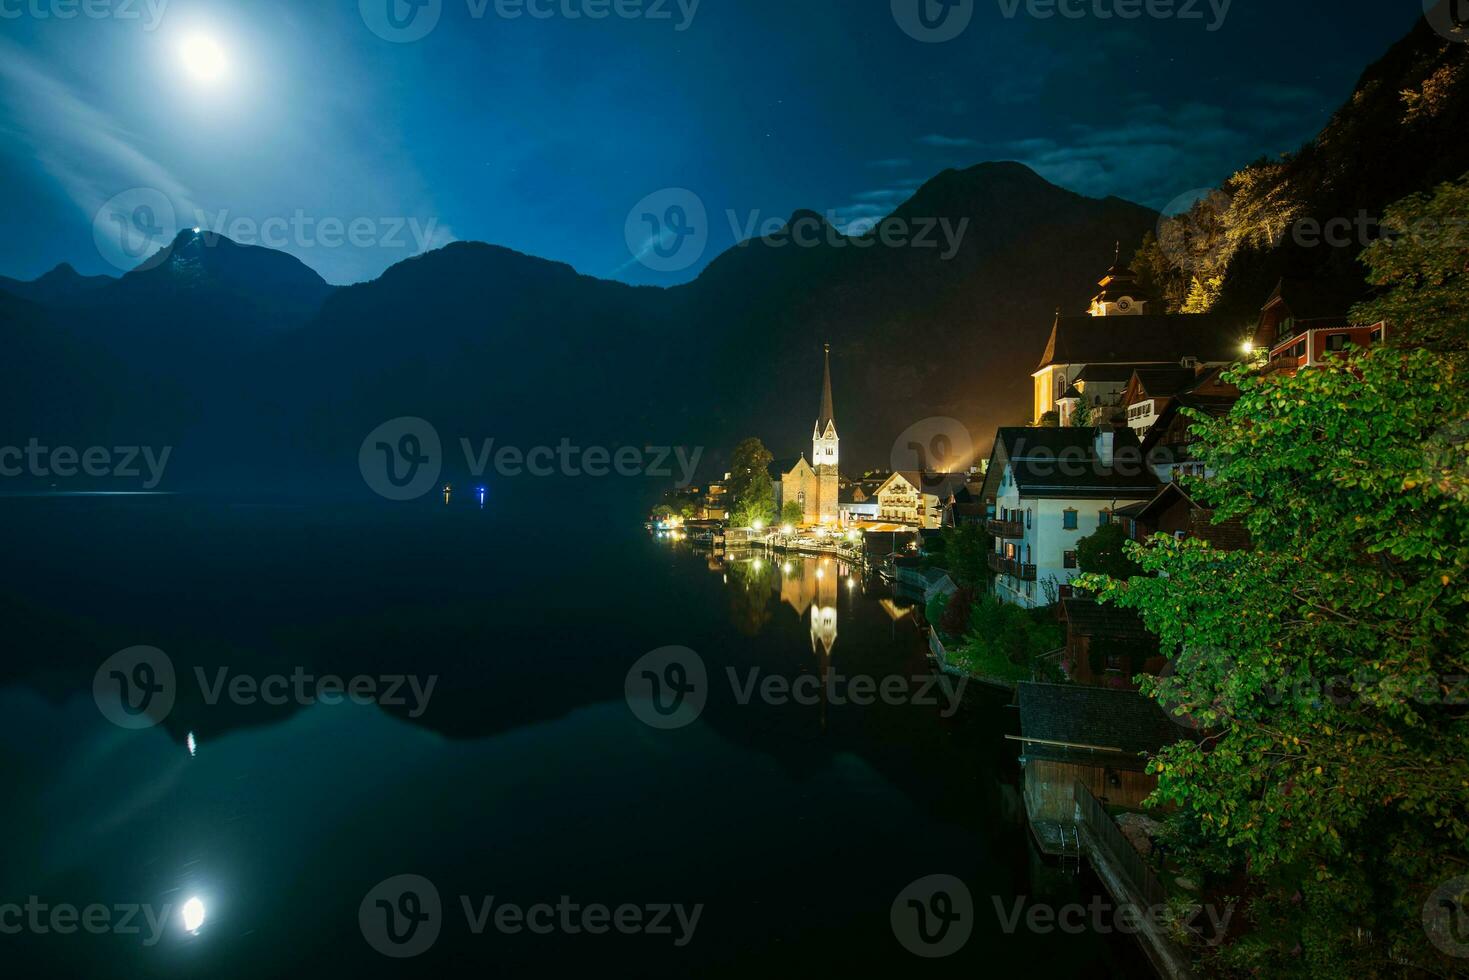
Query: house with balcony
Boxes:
[
  {"xmin": 1250, "ymin": 276, "xmax": 1387, "ymax": 375},
  {"xmin": 873, "ymin": 471, "xmax": 949, "ymax": 528},
  {"xmin": 980, "ymin": 426, "xmax": 1159, "ymax": 608}
]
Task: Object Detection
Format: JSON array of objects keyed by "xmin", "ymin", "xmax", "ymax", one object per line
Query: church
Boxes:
[{"xmin": 771, "ymin": 346, "xmax": 841, "ymax": 526}]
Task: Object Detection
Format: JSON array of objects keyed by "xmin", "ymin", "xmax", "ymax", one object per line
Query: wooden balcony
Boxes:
[
  {"xmin": 987, "ymin": 518, "xmax": 1024, "ymax": 539},
  {"xmin": 987, "ymin": 554, "xmax": 1038, "ymax": 581}
]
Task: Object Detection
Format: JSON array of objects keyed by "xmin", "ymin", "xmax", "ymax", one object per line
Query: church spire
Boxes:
[{"xmin": 817, "ymin": 343, "xmax": 835, "ymax": 431}]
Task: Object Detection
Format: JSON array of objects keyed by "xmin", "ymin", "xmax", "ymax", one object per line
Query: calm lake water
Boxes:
[{"xmin": 0, "ymin": 489, "xmax": 1145, "ymax": 977}]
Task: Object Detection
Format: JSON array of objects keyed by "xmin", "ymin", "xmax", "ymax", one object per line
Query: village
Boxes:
[{"xmin": 647, "ymin": 247, "xmax": 1411, "ymax": 979}]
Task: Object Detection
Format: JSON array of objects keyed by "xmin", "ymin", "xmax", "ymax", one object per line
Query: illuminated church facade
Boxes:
[{"xmin": 772, "ymin": 346, "xmax": 841, "ymax": 525}]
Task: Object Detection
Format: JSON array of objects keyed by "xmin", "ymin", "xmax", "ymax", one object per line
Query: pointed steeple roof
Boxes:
[{"xmin": 816, "ymin": 343, "xmax": 835, "ymax": 431}]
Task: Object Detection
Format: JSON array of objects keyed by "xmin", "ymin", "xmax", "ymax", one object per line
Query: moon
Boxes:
[{"xmin": 179, "ymin": 34, "xmax": 228, "ymax": 84}]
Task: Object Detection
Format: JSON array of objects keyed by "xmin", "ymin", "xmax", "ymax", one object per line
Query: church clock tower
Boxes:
[{"xmin": 811, "ymin": 344, "xmax": 839, "ymax": 524}]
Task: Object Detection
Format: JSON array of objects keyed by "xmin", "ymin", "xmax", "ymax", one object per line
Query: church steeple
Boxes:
[
  {"xmin": 816, "ymin": 342, "xmax": 835, "ymax": 432},
  {"xmin": 812, "ymin": 343, "xmax": 839, "ymax": 476}
]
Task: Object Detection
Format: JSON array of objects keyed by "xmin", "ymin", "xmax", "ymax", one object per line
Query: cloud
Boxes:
[
  {"xmin": 0, "ymin": 38, "xmax": 196, "ymax": 230},
  {"xmin": 917, "ymin": 134, "xmax": 979, "ymax": 148},
  {"xmin": 866, "ymin": 158, "xmax": 912, "ymax": 169}
]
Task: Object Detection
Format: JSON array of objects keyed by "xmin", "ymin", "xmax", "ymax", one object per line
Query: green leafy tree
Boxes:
[
  {"xmin": 728, "ymin": 437, "xmax": 777, "ymax": 527},
  {"xmin": 780, "ymin": 500, "xmax": 804, "ymax": 527},
  {"xmin": 940, "ymin": 523, "xmax": 992, "ymax": 588},
  {"xmin": 1351, "ymin": 170, "xmax": 1469, "ymax": 353},
  {"xmin": 1076, "ymin": 522, "xmax": 1143, "ymax": 580},
  {"xmin": 1079, "ymin": 344, "xmax": 1469, "ymax": 975},
  {"xmin": 1071, "ymin": 397, "xmax": 1094, "ymax": 428}
]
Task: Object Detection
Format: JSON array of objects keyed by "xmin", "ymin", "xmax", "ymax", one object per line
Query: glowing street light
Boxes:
[
  {"xmin": 753, "ymin": 520, "xmax": 765, "ymax": 532},
  {"xmin": 782, "ymin": 524, "xmax": 794, "ymax": 536}
]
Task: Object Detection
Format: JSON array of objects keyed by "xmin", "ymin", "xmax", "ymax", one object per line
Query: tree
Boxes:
[
  {"xmin": 1077, "ymin": 344, "xmax": 1469, "ymax": 975},
  {"xmin": 728, "ymin": 437, "xmax": 777, "ymax": 527},
  {"xmin": 940, "ymin": 523, "xmax": 992, "ymax": 588},
  {"xmin": 1351, "ymin": 170, "xmax": 1469, "ymax": 353},
  {"xmin": 1075, "ymin": 522, "xmax": 1143, "ymax": 580},
  {"xmin": 1071, "ymin": 397, "xmax": 1094, "ymax": 428},
  {"xmin": 780, "ymin": 500, "xmax": 804, "ymax": 527}
]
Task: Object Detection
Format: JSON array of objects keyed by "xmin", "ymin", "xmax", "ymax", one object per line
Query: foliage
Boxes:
[
  {"xmin": 937, "ymin": 523, "xmax": 992, "ymax": 588},
  {"xmin": 1071, "ymin": 397, "xmax": 1094, "ymax": 428},
  {"xmin": 780, "ymin": 500, "xmax": 804, "ymax": 526},
  {"xmin": 1037, "ymin": 409, "xmax": 1060, "ymax": 428},
  {"xmin": 925, "ymin": 592, "xmax": 950, "ymax": 630},
  {"xmin": 1076, "ymin": 522, "xmax": 1144, "ymax": 580},
  {"xmin": 939, "ymin": 586, "xmax": 976, "ymax": 640},
  {"xmin": 1351, "ymin": 170, "xmax": 1469, "ymax": 354},
  {"xmin": 1077, "ymin": 346, "xmax": 1469, "ymax": 976},
  {"xmin": 728, "ymin": 437, "xmax": 777, "ymax": 527},
  {"xmin": 650, "ymin": 504, "xmax": 674, "ymax": 519},
  {"xmin": 958, "ymin": 593, "xmax": 1061, "ymax": 669}
]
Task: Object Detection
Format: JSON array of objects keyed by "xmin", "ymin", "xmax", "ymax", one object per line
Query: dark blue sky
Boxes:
[{"xmin": 0, "ymin": 0, "xmax": 1427, "ymax": 285}]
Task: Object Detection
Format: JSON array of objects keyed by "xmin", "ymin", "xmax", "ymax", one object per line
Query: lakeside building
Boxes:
[
  {"xmin": 872, "ymin": 471, "xmax": 945, "ymax": 528},
  {"xmin": 772, "ymin": 346, "xmax": 840, "ymax": 525},
  {"xmin": 980, "ymin": 427, "xmax": 1159, "ymax": 608},
  {"xmin": 1032, "ymin": 256, "xmax": 1248, "ymax": 426}
]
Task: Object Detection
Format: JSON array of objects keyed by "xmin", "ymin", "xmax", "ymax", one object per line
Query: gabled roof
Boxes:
[
  {"xmin": 1261, "ymin": 277, "xmax": 1350, "ymax": 321},
  {"xmin": 1061, "ymin": 597, "xmax": 1156, "ymax": 642},
  {"xmin": 1127, "ymin": 367, "xmax": 1199, "ymax": 399},
  {"xmin": 1139, "ymin": 395, "xmax": 1239, "ymax": 456},
  {"xmin": 1037, "ymin": 312, "xmax": 1249, "ymax": 371},
  {"xmin": 988, "ymin": 427, "xmax": 1160, "ymax": 498},
  {"xmin": 1017, "ymin": 681, "xmax": 1185, "ymax": 769},
  {"xmin": 769, "ymin": 455, "xmax": 811, "ymax": 480}
]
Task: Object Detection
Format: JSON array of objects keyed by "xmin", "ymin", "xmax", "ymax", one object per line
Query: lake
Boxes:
[{"xmin": 0, "ymin": 489, "xmax": 1145, "ymax": 977}]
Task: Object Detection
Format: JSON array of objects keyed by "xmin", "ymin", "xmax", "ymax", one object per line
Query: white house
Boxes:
[
  {"xmin": 873, "ymin": 471, "xmax": 946, "ymax": 528},
  {"xmin": 979, "ymin": 426, "xmax": 1159, "ymax": 608}
]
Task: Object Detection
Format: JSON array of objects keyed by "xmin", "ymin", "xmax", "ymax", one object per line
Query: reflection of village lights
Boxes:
[
  {"xmin": 753, "ymin": 520, "xmax": 765, "ymax": 531},
  {"xmin": 186, "ymin": 731, "xmax": 197, "ymax": 757},
  {"xmin": 782, "ymin": 524, "xmax": 794, "ymax": 536},
  {"xmin": 816, "ymin": 568, "xmax": 825, "ymax": 579},
  {"xmin": 783, "ymin": 562, "xmax": 793, "ymax": 573},
  {"xmin": 753, "ymin": 559, "xmax": 763, "ymax": 571},
  {"xmin": 847, "ymin": 578, "xmax": 856, "ymax": 589}
]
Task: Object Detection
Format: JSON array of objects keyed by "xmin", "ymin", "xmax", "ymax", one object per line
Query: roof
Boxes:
[
  {"xmin": 1261, "ymin": 277, "xmax": 1350, "ymax": 321},
  {"xmin": 1062, "ymin": 597, "xmax": 1156, "ymax": 641},
  {"xmin": 1128, "ymin": 367, "xmax": 1199, "ymax": 399},
  {"xmin": 990, "ymin": 427, "xmax": 1160, "ymax": 498},
  {"xmin": 768, "ymin": 456, "xmax": 801, "ymax": 480},
  {"xmin": 1037, "ymin": 312, "xmax": 1250, "ymax": 371},
  {"xmin": 1017, "ymin": 682, "xmax": 1185, "ymax": 769},
  {"xmin": 1075, "ymin": 364, "xmax": 1141, "ymax": 384},
  {"xmin": 816, "ymin": 344, "xmax": 835, "ymax": 431}
]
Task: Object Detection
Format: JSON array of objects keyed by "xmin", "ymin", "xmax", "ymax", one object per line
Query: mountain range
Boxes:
[{"xmin": 4, "ymin": 12, "xmax": 1465, "ymax": 490}]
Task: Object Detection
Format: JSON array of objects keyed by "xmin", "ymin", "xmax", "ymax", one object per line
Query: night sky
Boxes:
[{"xmin": 0, "ymin": 0, "xmax": 1427, "ymax": 286}]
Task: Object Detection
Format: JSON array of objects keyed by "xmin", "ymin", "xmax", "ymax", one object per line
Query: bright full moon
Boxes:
[
  {"xmin": 181, "ymin": 897, "xmax": 207, "ymax": 934},
  {"xmin": 179, "ymin": 35, "xmax": 228, "ymax": 84}
]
